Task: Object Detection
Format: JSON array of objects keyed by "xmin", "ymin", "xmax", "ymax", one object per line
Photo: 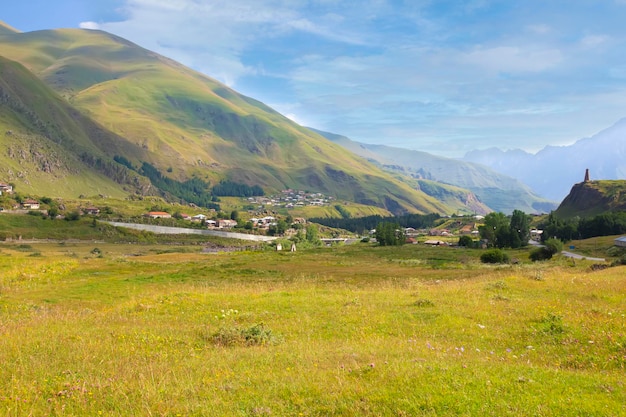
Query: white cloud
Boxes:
[
  {"xmin": 79, "ymin": 21, "xmax": 101, "ymax": 30},
  {"xmin": 580, "ymin": 34, "xmax": 610, "ymax": 48},
  {"xmin": 462, "ymin": 46, "xmax": 563, "ymax": 73},
  {"xmin": 526, "ymin": 24, "xmax": 552, "ymax": 35}
]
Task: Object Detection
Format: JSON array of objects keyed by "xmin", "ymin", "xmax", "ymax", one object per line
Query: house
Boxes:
[
  {"xmin": 22, "ymin": 199, "xmax": 40, "ymax": 210},
  {"xmin": 615, "ymin": 236, "xmax": 626, "ymax": 248},
  {"xmin": 530, "ymin": 229, "xmax": 543, "ymax": 242},
  {"xmin": 293, "ymin": 217, "xmax": 307, "ymax": 225},
  {"xmin": 206, "ymin": 220, "xmax": 217, "ymax": 227},
  {"xmin": 192, "ymin": 214, "xmax": 207, "ymax": 221},
  {"xmin": 180, "ymin": 213, "xmax": 191, "ymax": 220},
  {"xmin": 83, "ymin": 207, "xmax": 100, "ymax": 215},
  {"xmin": 217, "ymin": 219, "xmax": 238, "ymax": 228},
  {"xmin": 0, "ymin": 183, "xmax": 13, "ymax": 194},
  {"xmin": 147, "ymin": 211, "xmax": 171, "ymax": 219}
]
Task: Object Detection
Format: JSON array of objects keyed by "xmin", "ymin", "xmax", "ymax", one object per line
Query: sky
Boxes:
[{"xmin": 3, "ymin": 0, "xmax": 626, "ymax": 158}]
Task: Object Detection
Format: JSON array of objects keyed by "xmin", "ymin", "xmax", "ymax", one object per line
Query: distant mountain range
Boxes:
[
  {"xmin": 311, "ymin": 128, "xmax": 555, "ymax": 214},
  {"xmin": 464, "ymin": 119, "xmax": 626, "ymax": 202}
]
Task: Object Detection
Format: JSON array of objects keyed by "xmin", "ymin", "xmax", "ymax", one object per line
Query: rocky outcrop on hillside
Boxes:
[{"xmin": 555, "ymin": 180, "xmax": 626, "ymax": 218}]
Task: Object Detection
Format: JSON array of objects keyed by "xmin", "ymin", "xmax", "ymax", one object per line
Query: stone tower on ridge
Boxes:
[{"xmin": 584, "ymin": 168, "xmax": 590, "ymax": 182}]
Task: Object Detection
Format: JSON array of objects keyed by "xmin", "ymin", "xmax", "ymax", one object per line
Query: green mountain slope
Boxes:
[
  {"xmin": 0, "ymin": 55, "xmax": 149, "ymax": 197},
  {"xmin": 555, "ymin": 180, "xmax": 626, "ymax": 219},
  {"xmin": 0, "ymin": 25, "xmax": 453, "ymax": 214},
  {"xmin": 311, "ymin": 128, "xmax": 556, "ymax": 214}
]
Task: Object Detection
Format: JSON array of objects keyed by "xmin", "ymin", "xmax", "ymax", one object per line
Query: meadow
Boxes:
[{"xmin": 0, "ymin": 240, "xmax": 624, "ymax": 416}]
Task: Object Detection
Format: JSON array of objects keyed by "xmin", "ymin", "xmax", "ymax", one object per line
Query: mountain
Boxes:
[
  {"xmin": 0, "ymin": 55, "xmax": 150, "ymax": 197},
  {"xmin": 0, "ymin": 21, "xmax": 19, "ymax": 35},
  {"xmin": 554, "ymin": 179, "xmax": 626, "ymax": 219},
  {"xmin": 464, "ymin": 119, "xmax": 626, "ymax": 201},
  {"xmin": 311, "ymin": 128, "xmax": 555, "ymax": 214},
  {"xmin": 0, "ymin": 24, "xmax": 453, "ymax": 215}
]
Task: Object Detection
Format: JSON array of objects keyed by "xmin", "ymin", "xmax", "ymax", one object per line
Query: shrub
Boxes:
[
  {"xmin": 458, "ymin": 235, "xmax": 474, "ymax": 247},
  {"xmin": 530, "ymin": 247, "xmax": 553, "ymax": 261},
  {"xmin": 207, "ymin": 324, "xmax": 282, "ymax": 347},
  {"xmin": 530, "ymin": 238, "xmax": 563, "ymax": 262},
  {"xmin": 480, "ymin": 248, "xmax": 509, "ymax": 264},
  {"xmin": 544, "ymin": 238, "xmax": 563, "ymax": 256},
  {"xmin": 536, "ymin": 312, "xmax": 566, "ymax": 337},
  {"xmin": 414, "ymin": 299, "xmax": 435, "ymax": 307},
  {"xmin": 64, "ymin": 211, "xmax": 81, "ymax": 221}
]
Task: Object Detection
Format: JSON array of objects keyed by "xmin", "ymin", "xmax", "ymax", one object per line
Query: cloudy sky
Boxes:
[{"xmin": 4, "ymin": 0, "xmax": 626, "ymax": 157}]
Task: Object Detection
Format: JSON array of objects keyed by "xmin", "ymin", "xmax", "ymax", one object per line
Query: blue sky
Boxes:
[{"xmin": 4, "ymin": 0, "xmax": 626, "ymax": 157}]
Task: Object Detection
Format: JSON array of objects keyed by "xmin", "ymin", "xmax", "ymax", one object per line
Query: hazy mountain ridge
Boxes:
[
  {"xmin": 311, "ymin": 128, "xmax": 555, "ymax": 214},
  {"xmin": 464, "ymin": 118, "xmax": 626, "ymax": 201},
  {"xmin": 0, "ymin": 24, "xmax": 454, "ymax": 214}
]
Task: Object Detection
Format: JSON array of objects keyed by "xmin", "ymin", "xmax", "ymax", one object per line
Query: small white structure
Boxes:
[
  {"xmin": 615, "ymin": 236, "xmax": 626, "ymax": 248},
  {"xmin": 276, "ymin": 243, "xmax": 283, "ymax": 251},
  {"xmin": 530, "ymin": 229, "xmax": 543, "ymax": 242},
  {"xmin": 423, "ymin": 239, "xmax": 447, "ymax": 246}
]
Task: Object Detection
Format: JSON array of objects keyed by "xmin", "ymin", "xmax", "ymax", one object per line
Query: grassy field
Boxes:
[{"xmin": 0, "ymin": 239, "xmax": 624, "ymax": 416}]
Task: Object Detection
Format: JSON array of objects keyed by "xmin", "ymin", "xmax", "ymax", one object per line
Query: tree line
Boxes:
[
  {"xmin": 111, "ymin": 158, "xmax": 265, "ymax": 209},
  {"xmin": 310, "ymin": 213, "xmax": 441, "ymax": 235},
  {"xmin": 540, "ymin": 211, "xmax": 626, "ymax": 241}
]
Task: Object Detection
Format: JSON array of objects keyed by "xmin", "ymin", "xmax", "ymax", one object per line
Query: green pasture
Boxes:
[{"xmin": 0, "ymin": 241, "xmax": 624, "ymax": 416}]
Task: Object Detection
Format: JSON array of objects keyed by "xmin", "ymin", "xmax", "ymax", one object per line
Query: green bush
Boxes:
[
  {"xmin": 458, "ymin": 235, "xmax": 474, "ymax": 247},
  {"xmin": 530, "ymin": 247, "xmax": 553, "ymax": 262},
  {"xmin": 530, "ymin": 238, "xmax": 563, "ymax": 262},
  {"xmin": 207, "ymin": 324, "xmax": 281, "ymax": 347},
  {"xmin": 480, "ymin": 248, "xmax": 510, "ymax": 264},
  {"xmin": 544, "ymin": 238, "xmax": 563, "ymax": 255}
]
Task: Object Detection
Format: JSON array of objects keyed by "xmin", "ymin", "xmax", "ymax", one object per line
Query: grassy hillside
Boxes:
[
  {"xmin": 0, "ymin": 239, "xmax": 624, "ymax": 415},
  {"xmin": 0, "ymin": 56, "xmax": 149, "ymax": 198},
  {"xmin": 555, "ymin": 180, "xmax": 626, "ymax": 219},
  {"xmin": 313, "ymin": 128, "xmax": 556, "ymax": 214},
  {"xmin": 0, "ymin": 27, "xmax": 453, "ymax": 215}
]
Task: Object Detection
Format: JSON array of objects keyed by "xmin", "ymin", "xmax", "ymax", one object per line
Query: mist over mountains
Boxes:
[
  {"xmin": 464, "ymin": 118, "xmax": 626, "ymax": 201},
  {"xmin": 311, "ymin": 128, "xmax": 555, "ymax": 214}
]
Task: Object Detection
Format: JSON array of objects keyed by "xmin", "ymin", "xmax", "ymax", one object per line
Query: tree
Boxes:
[
  {"xmin": 306, "ymin": 224, "xmax": 319, "ymax": 244},
  {"xmin": 276, "ymin": 220, "xmax": 288, "ymax": 235},
  {"xmin": 509, "ymin": 209, "xmax": 531, "ymax": 247},
  {"xmin": 458, "ymin": 235, "xmax": 474, "ymax": 247},
  {"xmin": 375, "ymin": 222, "xmax": 405, "ymax": 246},
  {"xmin": 479, "ymin": 212, "xmax": 509, "ymax": 247},
  {"xmin": 230, "ymin": 210, "xmax": 240, "ymax": 221}
]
